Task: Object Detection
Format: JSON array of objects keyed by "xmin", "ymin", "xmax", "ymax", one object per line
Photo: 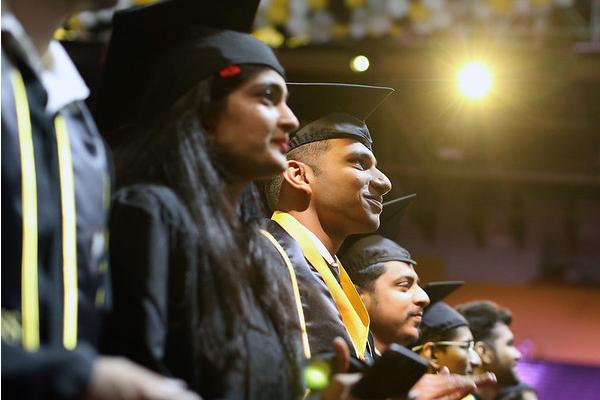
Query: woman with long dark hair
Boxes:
[{"xmin": 95, "ymin": 1, "xmax": 304, "ymax": 398}]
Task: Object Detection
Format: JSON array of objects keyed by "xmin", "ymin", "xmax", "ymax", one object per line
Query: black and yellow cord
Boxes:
[
  {"xmin": 11, "ymin": 69, "xmax": 78, "ymax": 351},
  {"xmin": 260, "ymin": 229, "xmax": 311, "ymax": 359}
]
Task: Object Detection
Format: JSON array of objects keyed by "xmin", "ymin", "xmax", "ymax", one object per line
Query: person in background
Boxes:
[
  {"xmin": 411, "ymin": 289, "xmax": 483, "ymax": 377},
  {"xmin": 455, "ymin": 300, "xmax": 532, "ymax": 400},
  {"xmin": 339, "ymin": 194, "xmax": 429, "ymax": 354},
  {"xmin": 1, "ymin": 0, "xmax": 200, "ymax": 399}
]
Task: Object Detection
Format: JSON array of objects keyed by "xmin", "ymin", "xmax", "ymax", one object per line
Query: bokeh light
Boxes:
[
  {"xmin": 350, "ymin": 55, "xmax": 370, "ymax": 72},
  {"xmin": 457, "ymin": 62, "xmax": 492, "ymax": 99}
]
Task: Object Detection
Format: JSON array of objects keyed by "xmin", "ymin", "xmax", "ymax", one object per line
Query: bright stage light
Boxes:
[
  {"xmin": 350, "ymin": 55, "xmax": 370, "ymax": 73},
  {"xmin": 457, "ymin": 62, "xmax": 492, "ymax": 99}
]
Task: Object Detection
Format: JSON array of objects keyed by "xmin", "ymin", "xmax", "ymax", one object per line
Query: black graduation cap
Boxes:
[
  {"xmin": 423, "ymin": 281, "xmax": 464, "ymax": 307},
  {"xmin": 416, "ymin": 281, "xmax": 468, "ymax": 340},
  {"xmin": 285, "ymin": 83, "xmax": 394, "ymax": 151},
  {"xmin": 94, "ymin": 0, "xmax": 284, "ymax": 134},
  {"xmin": 338, "ymin": 194, "xmax": 416, "ymax": 272},
  {"xmin": 419, "ymin": 302, "xmax": 469, "ymax": 339}
]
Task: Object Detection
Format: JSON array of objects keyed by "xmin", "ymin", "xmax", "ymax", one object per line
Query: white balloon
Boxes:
[
  {"xmin": 368, "ymin": 13, "xmax": 392, "ymax": 35},
  {"xmin": 386, "ymin": 0, "xmax": 409, "ymax": 19},
  {"xmin": 368, "ymin": 0, "xmax": 387, "ymax": 12},
  {"xmin": 513, "ymin": 0, "xmax": 532, "ymax": 16},
  {"xmin": 423, "ymin": 0, "xmax": 446, "ymax": 12},
  {"xmin": 349, "ymin": 20, "xmax": 368, "ymax": 39},
  {"xmin": 286, "ymin": 16, "xmax": 310, "ymax": 36},
  {"xmin": 289, "ymin": 0, "xmax": 309, "ymax": 16}
]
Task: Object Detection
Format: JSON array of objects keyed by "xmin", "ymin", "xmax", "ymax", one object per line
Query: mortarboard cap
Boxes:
[
  {"xmin": 423, "ymin": 281, "xmax": 464, "ymax": 307},
  {"xmin": 94, "ymin": 0, "xmax": 284, "ymax": 134},
  {"xmin": 417, "ymin": 281, "xmax": 467, "ymax": 339},
  {"xmin": 419, "ymin": 301, "xmax": 469, "ymax": 337},
  {"xmin": 338, "ymin": 194, "xmax": 416, "ymax": 271},
  {"xmin": 285, "ymin": 83, "xmax": 394, "ymax": 151}
]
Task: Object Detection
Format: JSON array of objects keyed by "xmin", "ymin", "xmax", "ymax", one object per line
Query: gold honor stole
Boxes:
[{"xmin": 270, "ymin": 211, "xmax": 370, "ymax": 359}]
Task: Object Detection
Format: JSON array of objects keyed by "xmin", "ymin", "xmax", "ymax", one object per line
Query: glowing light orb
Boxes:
[
  {"xmin": 303, "ymin": 361, "xmax": 331, "ymax": 391},
  {"xmin": 457, "ymin": 62, "xmax": 492, "ymax": 98},
  {"xmin": 350, "ymin": 55, "xmax": 370, "ymax": 72}
]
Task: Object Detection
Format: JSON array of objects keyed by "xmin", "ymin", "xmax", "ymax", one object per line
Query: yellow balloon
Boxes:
[
  {"xmin": 408, "ymin": 0, "xmax": 430, "ymax": 22},
  {"xmin": 307, "ymin": 0, "xmax": 329, "ymax": 11},
  {"xmin": 253, "ymin": 26, "xmax": 285, "ymax": 48},
  {"xmin": 488, "ymin": 0, "xmax": 513, "ymax": 15},
  {"xmin": 267, "ymin": 4, "xmax": 289, "ymax": 25},
  {"xmin": 287, "ymin": 35, "xmax": 311, "ymax": 48},
  {"xmin": 344, "ymin": 0, "xmax": 367, "ymax": 10},
  {"xmin": 65, "ymin": 15, "xmax": 83, "ymax": 31}
]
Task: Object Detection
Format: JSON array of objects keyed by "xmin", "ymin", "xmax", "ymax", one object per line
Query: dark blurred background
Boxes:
[{"xmin": 61, "ymin": 0, "xmax": 600, "ymax": 396}]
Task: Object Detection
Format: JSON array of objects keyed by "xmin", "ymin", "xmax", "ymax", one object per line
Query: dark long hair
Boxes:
[{"xmin": 111, "ymin": 65, "xmax": 303, "ymax": 395}]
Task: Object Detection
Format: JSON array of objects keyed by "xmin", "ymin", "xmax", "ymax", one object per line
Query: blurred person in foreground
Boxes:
[
  {"xmin": 94, "ymin": 0, "xmax": 307, "ymax": 398},
  {"xmin": 1, "ymin": 0, "xmax": 200, "ymax": 399}
]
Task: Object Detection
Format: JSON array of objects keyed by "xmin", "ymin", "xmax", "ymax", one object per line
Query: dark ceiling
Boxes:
[{"xmin": 276, "ymin": 39, "xmax": 600, "ymax": 197}]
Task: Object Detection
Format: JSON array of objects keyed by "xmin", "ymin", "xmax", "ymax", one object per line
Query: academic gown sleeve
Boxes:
[
  {"xmin": 1, "ymin": 341, "xmax": 96, "ymax": 400},
  {"xmin": 101, "ymin": 185, "xmax": 194, "ymax": 379}
]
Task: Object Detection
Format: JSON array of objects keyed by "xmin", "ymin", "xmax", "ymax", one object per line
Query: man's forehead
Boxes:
[
  {"xmin": 492, "ymin": 322, "xmax": 514, "ymax": 340},
  {"xmin": 332, "ymin": 138, "xmax": 375, "ymax": 157},
  {"xmin": 384, "ymin": 260, "xmax": 418, "ymax": 277}
]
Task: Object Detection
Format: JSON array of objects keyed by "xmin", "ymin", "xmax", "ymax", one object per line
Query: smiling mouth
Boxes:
[
  {"xmin": 410, "ymin": 312, "xmax": 423, "ymax": 323},
  {"xmin": 365, "ymin": 196, "xmax": 383, "ymax": 211},
  {"xmin": 272, "ymin": 138, "xmax": 290, "ymax": 153}
]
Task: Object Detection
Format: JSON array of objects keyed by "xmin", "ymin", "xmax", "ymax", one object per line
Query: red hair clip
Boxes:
[{"xmin": 219, "ymin": 65, "xmax": 241, "ymax": 78}]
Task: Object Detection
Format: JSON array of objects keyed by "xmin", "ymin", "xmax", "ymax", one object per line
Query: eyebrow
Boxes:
[
  {"xmin": 255, "ymin": 79, "xmax": 287, "ymax": 99},
  {"xmin": 393, "ymin": 274, "xmax": 416, "ymax": 283},
  {"xmin": 347, "ymin": 149, "xmax": 377, "ymax": 166}
]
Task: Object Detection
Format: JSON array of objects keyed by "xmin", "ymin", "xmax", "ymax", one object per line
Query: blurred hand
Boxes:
[
  {"xmin": 408, "ymin": 367, "xmax": 478, "ymax": 400},
  {"xmin": 473, "ymin": 372, "xmax": 496, "ymax": 388},
  {"xmin": 85, "ymin": 356, "xmax": 202, "ymax": 400},
  {"xmin": 319, "ymin": 337, "xmax": 361, "ymax": 400}
]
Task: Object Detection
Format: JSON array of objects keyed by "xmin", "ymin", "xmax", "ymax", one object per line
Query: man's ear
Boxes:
[
  {"xmin": 422, "ymin": 342, "xmax": 441, "ymax": 372},
  {"xmin": 282, "ymin": 160, "xmax": 313, "ymax": 195},
  {"xmin": 476, "ymin": 341, "xmax": 494, "ymax": 365}
]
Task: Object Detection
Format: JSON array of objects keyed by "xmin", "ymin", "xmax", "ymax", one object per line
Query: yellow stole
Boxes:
[{"xmin": 271, "ymin": 211, "xmax": 370, "ymax": 358}]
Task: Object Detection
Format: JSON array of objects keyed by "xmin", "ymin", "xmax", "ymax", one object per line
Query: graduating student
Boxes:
[
  {"xmin": 339, "ymin": 200, "xmax": 496, "ymax": 400},
  {"xmin": 411, "ymin": 283, "xmax": 483, "ymax": 377},
  {"xmin": 95, "ymin": 0, "xmax": 306, "ymax": 399},
  {"xmin": 263, "ymin": 85, "xmax": 494, "ymax": 400},
  {"xmin": 262, "ymin": 83, "xmax": 394, "ymax": 363},
  {"xmin": 455, "ymin": 301, "xmax": 533, "ymax": 400},
  {"xmin": 1, "ymin": 0, "xmax": 199, "ymax": 399},
  {"xmin": 339, "ymin": 195, "xmax": 430, "ymax": 354}
]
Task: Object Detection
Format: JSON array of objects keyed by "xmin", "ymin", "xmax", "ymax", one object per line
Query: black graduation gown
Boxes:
[
  {"xmin": 103, "ymin": 184, "xmax": 297, "ymax": 400},
  {"xmin": 264, "ymin": 218, "xmax": 374, "ymax": 364},
  {"xmin": 1, "ymin": 41, "xmax": 111, "ymax": 399}
]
